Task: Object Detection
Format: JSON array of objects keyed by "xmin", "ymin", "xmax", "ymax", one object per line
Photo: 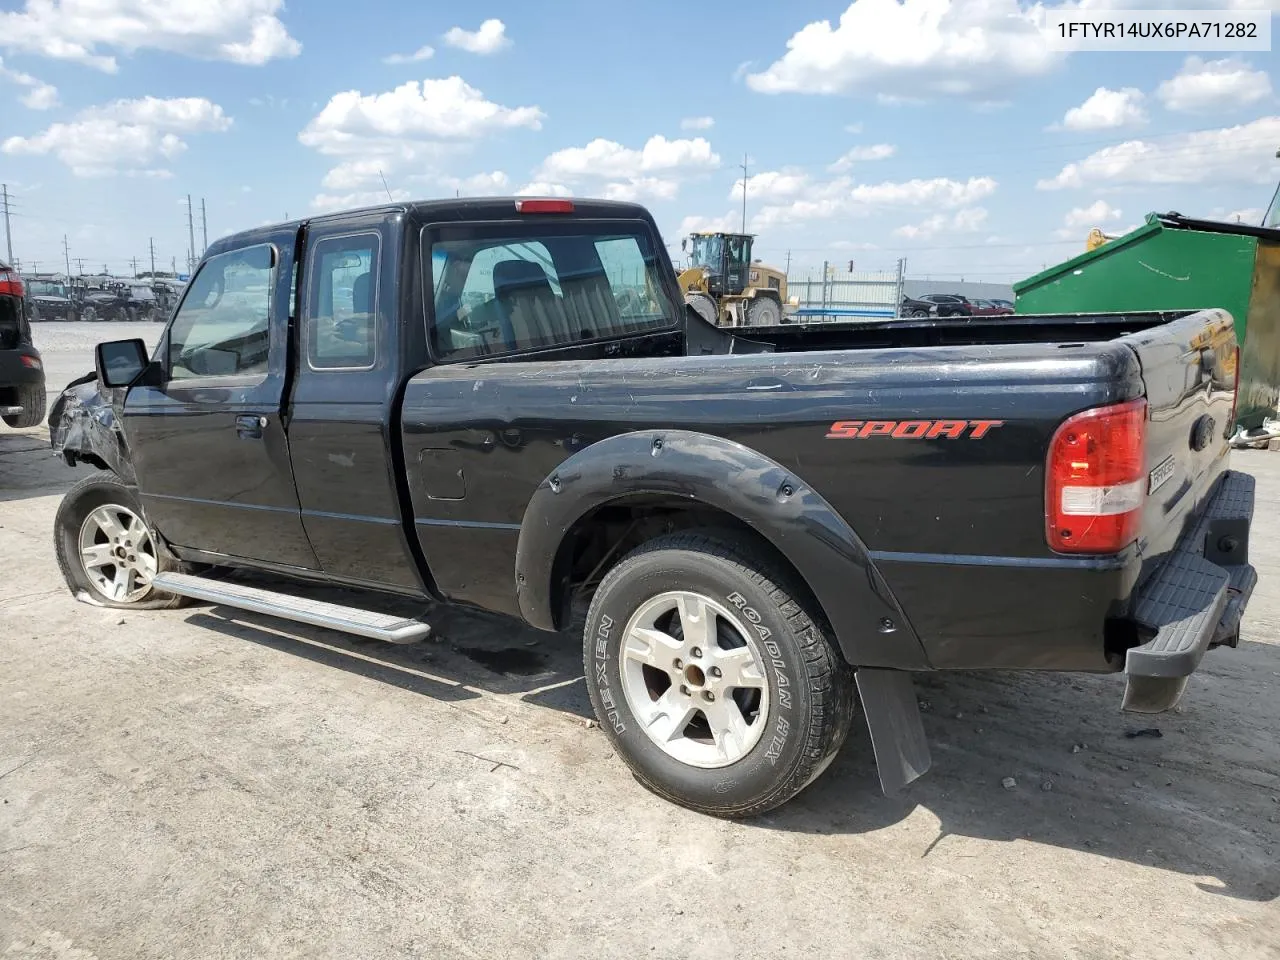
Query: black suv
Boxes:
[
  {"xmin": 918, "ymin": 293, "xmax": 974, "ymax": 317},
  {"xmin": 0, "ymin": 262, "xmax": 47, "ymax": 428}
]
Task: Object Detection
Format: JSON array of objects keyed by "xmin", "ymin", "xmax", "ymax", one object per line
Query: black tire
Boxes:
[
  {"xmin": 685, "ymin": 292, "xmax": 719, "ymax": 326},
  {"xmin": 584, "ymin": 531, "xmax": 856, "ymax": 817},
  {"xmin": 2, "ymin": 383, "xmax": 46, "ymax": 429},
  {"xmin": 909, "ymin": 308, "xmax": 929, "ymax": 318},
  {"xmin": 746, "ymin": 296, "xmax": 782, "ymax": 326},
  {"xmin": 54, "ymin": 473, "xmax": 191, "ymax": 609}
]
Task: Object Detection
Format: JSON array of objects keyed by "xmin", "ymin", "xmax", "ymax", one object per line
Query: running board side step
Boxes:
[{"xmin": 152, "ymin": 572, "xmax": 431, "ymax": 644}]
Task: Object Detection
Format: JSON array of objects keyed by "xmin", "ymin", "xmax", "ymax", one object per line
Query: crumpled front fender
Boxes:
[{"xmin": 48, "ymin": 371, "xmax": 134, "ymax": 482}]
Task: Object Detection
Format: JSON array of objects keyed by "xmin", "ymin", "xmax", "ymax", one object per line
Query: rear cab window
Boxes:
[{"xmin": 424, "ymin": 221, "xmax": 677, "ymax": 362}]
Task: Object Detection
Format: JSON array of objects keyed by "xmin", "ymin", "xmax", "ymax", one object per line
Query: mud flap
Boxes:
[{"xmin": 856, "ymin": 668, "xmax": 931, "ymax": 794}]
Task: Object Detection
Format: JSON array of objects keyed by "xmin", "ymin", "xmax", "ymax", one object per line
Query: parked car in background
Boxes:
[
  {"xmin": 899, "ymin": 295, "xmax": 938, "ymax": 318},
  {"xmin": 0, "ymin": 261, "xmax": 46, "ymax": 428},
  {"xmin": 918, "ymin": 293, "xmax": 973, "ymax": 317},
  {"xmin": 971, "ymin": 298, "xmax": 1015, "ymax": 317},
  {"xmin": 24, "ymin": 275, "xmax": 80, "ymax": 322},
  {"xmin": 990, "ymin": 298, "xmax": 1015, "ymax": 311}
]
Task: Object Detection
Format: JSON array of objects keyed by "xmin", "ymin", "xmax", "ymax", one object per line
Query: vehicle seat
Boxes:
[
  {"xmin": 492, "ymin": 259, "xmax": 571, "ymax": 347},
  {"xmin": 351, "ymin": 272, "xmax": 371, "ymax": 316}
]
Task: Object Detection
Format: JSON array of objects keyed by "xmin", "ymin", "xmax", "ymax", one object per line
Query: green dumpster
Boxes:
[{"xmin": 1014, "ymin": 212, "xmax": 1280, "ymax": 434}]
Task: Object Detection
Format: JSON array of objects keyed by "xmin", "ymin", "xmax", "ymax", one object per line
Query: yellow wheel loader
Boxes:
[{"xmin": 676, "ymin": 232, "xmax": 792, "ymax": 327}]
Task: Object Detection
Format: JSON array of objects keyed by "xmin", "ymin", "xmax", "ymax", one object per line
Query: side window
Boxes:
[
  {"xmin": 307, "ymin": 233, "xmax": 380, "ymax": 370},
  {"xmin": 594, "ymin": 238, "xmax": 665, "ymax": 321},
  {"xmin": 429, "ymin": 229, "xmax": 675, "ymax": 362},
  {"xmin": 168, "ymin": 245, "xmax": 273, "ymax": 381}
]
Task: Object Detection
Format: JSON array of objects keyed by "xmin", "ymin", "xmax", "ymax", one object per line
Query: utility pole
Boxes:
[
  {"xmin": 739, "ymin": 153, "xmax": 749, "ymax": 236},
  {"xmin": 186, "ymin": 194, "xmax": 197, "ymax": 274},
  {"xmin": 130, "ymin": 256, "xmax": 140, "ymax": 277},
  {"xmin": 1, "ymin": 184, "xmax": 13, "ymax": 265},
  {"xmin": 74, "ymin": 257, "xmax": 85, "ymax": 274},
  {"xmin": 171, "ymin": 256, "xmax": 177, "ymax": 274},
  {"xmin": 200, "ymin": 197, "xmax": 208, "ymax": 253},
  {"xmin": 149, "ymin": 237, "xmax": 156, "ymax": 277},
  {"xmin": 62, "ymin": 234, "xmax": 71, "ymax": 277},
  {"xmin": 785, "ymin": 249, "xmax": 792, "ymax": 277}
]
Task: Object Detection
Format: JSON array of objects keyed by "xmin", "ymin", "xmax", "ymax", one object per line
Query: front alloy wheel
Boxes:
[{"xmin": 77, "ymin": 503, "xmax": 158, "ymax": 603}]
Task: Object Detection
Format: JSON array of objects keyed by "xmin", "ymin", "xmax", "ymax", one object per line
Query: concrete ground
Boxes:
[{"xmin": 1, "ymin": 325, "xmax": 1278, "ymax": 959}]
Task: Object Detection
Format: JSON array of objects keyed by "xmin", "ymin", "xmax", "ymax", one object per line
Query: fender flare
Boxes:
[{"xmin": 514, "ymin": 429, "xmax": 929, "ymax": 670}]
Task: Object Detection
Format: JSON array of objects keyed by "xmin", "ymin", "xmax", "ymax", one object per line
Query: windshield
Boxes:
[
  {"xmin": 689, "ymin": 235, "xmax": 723, "ymax": 270},
  {"xmin": 28, "ymin": 280, "xmax": 68, "ymax": 298}
]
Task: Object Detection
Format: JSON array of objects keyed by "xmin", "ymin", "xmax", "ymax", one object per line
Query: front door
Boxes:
[{"xmin": 121, "ymin": 229, "xmax": 319, "ymax": 570}]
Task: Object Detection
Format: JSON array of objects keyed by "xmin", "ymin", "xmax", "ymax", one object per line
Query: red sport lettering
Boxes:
[
  {"xmin": 859, "ymin": 421, "xmax": 897, "ymax": 438},
  {"xmin": 825, "ymin": 420, "xmax": 863, "ymax": 439},
  {"xmin": 891, "ymin": 421, "xmax": 932, "ymax": 439},
  {"xmin": 825, "ymin": 418, "xmax": 1006, "ymax": 440}
]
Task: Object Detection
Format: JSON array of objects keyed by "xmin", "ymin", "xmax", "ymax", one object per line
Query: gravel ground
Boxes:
[
  {"xmin": 1, "ymin": 325, "xmax": 1278, "ymax": 959},
  {"xmin": 29, "ymin": 321, "xmax": 163, "ymax": 403}
]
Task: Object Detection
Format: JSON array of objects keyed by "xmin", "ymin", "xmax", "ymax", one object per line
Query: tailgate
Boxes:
[{"xmin": 1126, "ymin": 308, "xmax": 1237, "ymax": 561}]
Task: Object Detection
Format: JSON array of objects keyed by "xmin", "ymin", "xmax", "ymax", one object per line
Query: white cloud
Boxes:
[
  {"xmin": 731, "ymin": 169, "xmax": 815, "ymax": 203},
  {"xmin": 1217, "ymin": 206, "xmax": 1264, "ymax": 223},
  {"xmin": 2, "ymin": 95, "xmax": 232, "ymax": 176},
  {"xmin": 602, "ymin": 178, "xmax": 681, "ymax": 202},
  {"xmin": 746, "ymin": 0, "xmax": 1061, "ymax": 100},
  {"xmin": 311, "ymin": 189, "xmax": 412, "ymax": 213},
  {"xmin": 0, "ymin": 57, "xmax": 57, "ymax": 109},
  {"xmin": 0, "ymin": 0, "xmax": 300, "ymax": 72},
  {"xmin": 515, "ymin": 181, "xmax": 573, "ymax": 197},
  {"xmin": 851, "ymin": 176, "xmax": 997, "ymax": 207},
  {"xmin": 680, "ymin": 116, "xmax": 715, "ymax": 130},
  {"xmin": 844, "ymin": 122, "xmax": 864, "ymax": 133},
  {"xmin": 383, "ymin": 45, "xmax": 434, "ymax": 65},
  {"xmin": 1156, "ymin": 56, "xmax": 1272, "ymax": 113},
  {"xmin": 438, "ymin": 171, "xmax": 510, "ymax": 195},
  {"xmin": 893, "ymin": 207, "xmax": 988, "ymax": 240},
  {"xmin": 680, "ymin": 213, "xmax": 741, "ymax": 235},
  {"xmin": 829, "ymin": 143, "xmax": 896, "ymax": 172},
  {"xmin": 322, "ymin": 158, "xmax": 393, "ymax": 191},
  {"xmin": 533, "ymin": 135, "xmax": 719, "ymax": 202},
  {"xmin": 1054, "ymin": 87, "xmax": 1146, "ymax": 131},
  {"xmin": 443, "ymin": 19, "xmax": 510, "ymax": 55},
  {"xmin": 1063, "ymin": 200, "xmax": 1122, "ymax": 228},
  {"xmin": 300, "ymin": 77, "xmax": 544, "ymax": 155},
  {"xmin": 1038, "ymin": 116, "xmax": 1280, "ymax": 189}
]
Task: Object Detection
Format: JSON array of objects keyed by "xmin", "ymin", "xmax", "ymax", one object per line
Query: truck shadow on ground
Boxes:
[
  {"xmin": 186, "ymin": 590, "xmax": 1280, "ymax": 905},
  {"xmin": 0, "ymin": 432, "xmax": 78, "ymax": 504}
]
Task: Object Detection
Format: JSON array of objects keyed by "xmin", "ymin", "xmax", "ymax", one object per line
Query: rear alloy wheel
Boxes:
[
  {"xmin": 584, "ymin": 531, "xmax": 856, "ymax": 817},
  {"xmin": 910, "ymin": 308, "xmax": 929, "ymax": 318},
  {"xmin": 54, "ymin": 473, "xmax": 189, "ymax": 609}
]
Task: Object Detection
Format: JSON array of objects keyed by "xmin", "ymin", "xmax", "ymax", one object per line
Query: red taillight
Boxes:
[
  {"xmin": 0, "ymin": 268, "xmax": 22, "ymax": 298},
  {"xmin": 20, "ymin": 355, "xmax": 41, "ymax": 369},
  {"xmin": 1046, "ymin": 398, "xmax": 1147, "ymax": 554},
  {"xmin": 515, "ymin": 198, "xmax": 574, "ymax": 214}
]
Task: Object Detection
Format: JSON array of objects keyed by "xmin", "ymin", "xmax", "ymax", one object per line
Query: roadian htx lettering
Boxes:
[{"xmin": 825, "ymin": 419, "xmax": 1005, "ymax": 440}]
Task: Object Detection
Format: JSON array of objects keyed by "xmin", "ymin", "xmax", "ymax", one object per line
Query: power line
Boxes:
[{"xmin": 1, "ymin": 184, "xmax": 12, "ymax": 264}]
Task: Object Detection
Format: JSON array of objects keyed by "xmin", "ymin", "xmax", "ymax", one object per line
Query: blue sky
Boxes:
[{"xmin": 1, "ymin": 0, "xmax": 1278, "ymax": 283}]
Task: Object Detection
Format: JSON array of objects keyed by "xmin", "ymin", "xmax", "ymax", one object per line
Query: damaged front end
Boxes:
[{"xmin": 48, "ymin": 372, "xmax": 134, "ymax": 481}]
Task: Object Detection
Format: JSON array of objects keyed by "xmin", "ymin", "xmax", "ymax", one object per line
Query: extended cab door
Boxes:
[{"xmin": 121, "ymin": 228, "xmax": 320, "ymax": 570}]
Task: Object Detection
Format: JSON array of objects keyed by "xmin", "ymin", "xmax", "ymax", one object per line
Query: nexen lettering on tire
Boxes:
[{"xmin": 594, "ymin": 613, "xmax": 626, "ymax": 733}]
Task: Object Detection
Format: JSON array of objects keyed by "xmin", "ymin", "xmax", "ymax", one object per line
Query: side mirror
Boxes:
[{"xmin": 96, "ymin": 338, "xmax": 150, "ymax": 388}]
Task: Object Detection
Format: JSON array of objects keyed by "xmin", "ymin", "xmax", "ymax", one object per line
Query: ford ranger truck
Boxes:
[{"xmin": 49, "ymin": 198, "xmax": 1256, "ymax": 817}]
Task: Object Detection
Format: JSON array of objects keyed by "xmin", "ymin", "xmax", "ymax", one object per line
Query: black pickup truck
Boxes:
[{"xmin": 49, "ymin": 198, "xmax": 1256, "ymax": 817}]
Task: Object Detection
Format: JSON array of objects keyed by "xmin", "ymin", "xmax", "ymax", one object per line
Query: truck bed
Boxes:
[{"xmin": 400, "ymin": 307, "xmax": 1238, "ymax": 675}]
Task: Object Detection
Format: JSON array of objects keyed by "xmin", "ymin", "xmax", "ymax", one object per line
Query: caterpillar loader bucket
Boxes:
[{"xmin": 1014, "ymin": 212, "xmax": 1280, "ymax": 435}]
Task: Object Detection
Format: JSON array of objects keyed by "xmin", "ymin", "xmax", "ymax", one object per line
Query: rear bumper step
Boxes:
[
  {"xmin": 152, "ymin": 572, "xmax": 431, "ymax": 644},
  {"xmin": 1122, "ymin": 470, "xmax": 1255, "ymax": 712}
]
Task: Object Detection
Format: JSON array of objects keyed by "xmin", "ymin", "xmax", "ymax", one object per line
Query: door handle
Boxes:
[{"xmin": 236, "ymin": 414, "xmax": 266, "ymax": 440}]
